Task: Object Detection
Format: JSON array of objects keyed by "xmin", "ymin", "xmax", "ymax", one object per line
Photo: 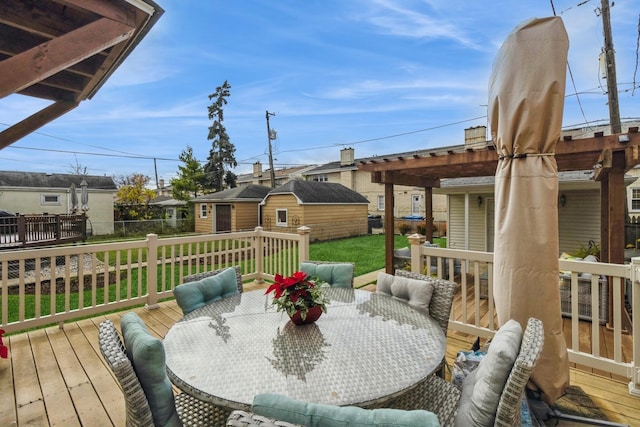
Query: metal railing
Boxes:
[
  {"xmin": 0, "ymin": 226, "xmax": 311, "ymax": 334},
  {"xmin": 402, "ymin": 236, "xmax": 639, "ymax": 396}
]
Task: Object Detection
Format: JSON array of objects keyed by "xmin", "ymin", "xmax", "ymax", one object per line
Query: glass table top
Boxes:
[{"xmin": 164, "ymin": 288, "xmax": 445, "ymax": 411}]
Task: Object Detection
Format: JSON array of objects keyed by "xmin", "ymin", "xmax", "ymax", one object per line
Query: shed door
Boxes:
[{"xmin": 215, "ymin": 204, "xmax": 232, "ymax": 233}]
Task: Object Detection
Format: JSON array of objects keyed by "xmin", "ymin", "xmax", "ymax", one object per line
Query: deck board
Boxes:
[{"xmin": 1, "ymin": 282, "xmax": 638, "ymax": 426}]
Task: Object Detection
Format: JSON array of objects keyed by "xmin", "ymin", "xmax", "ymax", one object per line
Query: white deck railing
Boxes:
[
  {"xmin": 403, "ymin": 235, "xmax": 639, "ymax": 396},
  {"xmin": 0, "ymin": 226, "xmax": 311, "ymax": 334}
]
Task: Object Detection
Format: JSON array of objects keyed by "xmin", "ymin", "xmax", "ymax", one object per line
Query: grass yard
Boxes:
[{"xmin": 309, "ymin": 234, "xmax": 409, "ymax": 276}]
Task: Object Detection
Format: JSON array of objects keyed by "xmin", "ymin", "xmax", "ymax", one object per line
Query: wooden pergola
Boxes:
[
  {"xmin": 0, "ymin": 0, "xmax": 164, "ymax": 150},
  {"xmin": 358, "ymin": 129, "xmax": 640, "ymax": 269},
  {"xmin": 359, "ymin": 129, "xmax": 640, "ymax": 328}
]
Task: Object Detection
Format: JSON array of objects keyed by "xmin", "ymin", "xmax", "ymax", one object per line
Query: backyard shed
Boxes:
[
  {"xmin": 193, "ymin": 185, "xmax": 271, "ymax": 233},
  {"xmin": 261, "ymin": 180, "xmax": 369, "ymax": 241}
]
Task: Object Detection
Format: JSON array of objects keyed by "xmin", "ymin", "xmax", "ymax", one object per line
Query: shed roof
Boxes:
[
  {"xmin": 193, "ymin": 184, "xmax": 272, "ymax": 202},
  {"xmin": 0, "ymin": 171, "xmax": 116, "ymax": 190},
  {"xmin": 265, "ymin": 180, "xmax": 368, "ymax": 204}
]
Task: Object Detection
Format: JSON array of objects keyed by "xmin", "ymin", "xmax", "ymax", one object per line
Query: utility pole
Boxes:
[
  {"xmin": 265, "ymin": 111, "xmax": 276, "ymax": 188},
  {"xmin": 601, "ymin": 0, "xmax": 621, "ymax": 134}
]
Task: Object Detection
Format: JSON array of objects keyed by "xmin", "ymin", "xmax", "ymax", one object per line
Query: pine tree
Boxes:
[
  {"xmin": 171, "ymin": 146, "xmax": 206, "ymax": 200},
  {"xmin": 204, "ymin": 80, "xmax": 237, "ymax": 191}
]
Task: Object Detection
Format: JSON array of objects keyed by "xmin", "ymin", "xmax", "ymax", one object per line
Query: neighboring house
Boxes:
[
  {"xmin": 260, "ymin": 180, "xmax": 369, "ymax": 241},
  {"xmin": 0, "ymin": 171, "xmax": 117, "ymax": 235},
  {"xmin": 236, "ymin": 163, "xmax": 317, "ymax": 188},
  {"xmin": 149, "ymin": 195, "xmax": 187, "ymax": 227},
  {"xmin": 193, "ymin": 185, "xmax": 272, "ymax": 233},
  {"xmin": 302, "ymin": 148, "xmax": 448, "ymax": 222}
]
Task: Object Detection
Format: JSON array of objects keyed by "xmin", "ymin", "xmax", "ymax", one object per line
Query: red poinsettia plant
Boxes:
[
  {"xmin": 265, "ymin": 271, "xmax": 329, "ymax": 320},
  {"xmin": 0, "ymin": 329, "xmax": 8, "ymax": 359}
]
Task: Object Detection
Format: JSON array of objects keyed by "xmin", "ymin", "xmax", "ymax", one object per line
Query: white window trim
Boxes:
[
  {"xmin": 200, "ymin": 203, "xmax": 208, "ymax": 218},
  {"xmin": 276, "ymin": 208, "xmax": 288, "ymax": 226},
  {"xmin": 377, "ymin": 195, "xmax": 384, "ymax": 211},
  {"xmin": 41, "ymin": 194, "xmax": 61, "ymax": 205}
]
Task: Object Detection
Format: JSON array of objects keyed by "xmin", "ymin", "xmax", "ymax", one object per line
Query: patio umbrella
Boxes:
[
  {"xmin": 70, "ymin": 183, "xmax": 78, "ymax": 212},
  {"xmin": 80, "ymin": 178, "xmax": 89, "ymax": 212},
  {"xmin": 489, "ymin": 16, "xmax": 569, "ymax": 404}
]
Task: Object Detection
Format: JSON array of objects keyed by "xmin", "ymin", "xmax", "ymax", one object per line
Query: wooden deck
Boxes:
[{"xmin": 0, "ymin": 280, "xmax": 638, "ymax": 426}]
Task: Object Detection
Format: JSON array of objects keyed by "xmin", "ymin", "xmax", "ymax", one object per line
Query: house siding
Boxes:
[
  {"xmin": 262, "ymin": 194, "xmax": 367, "ymax": 241},
  {"xmin": 448, "ymin": 190, "xmax": 601, "ymax": 254},
  {"xmin": 235, "ymin": 202, "xmax": 260, "ymax": 231},
  {"xmin": 558, "ymin": 189, "xmax": 600, "ymax": 253}
]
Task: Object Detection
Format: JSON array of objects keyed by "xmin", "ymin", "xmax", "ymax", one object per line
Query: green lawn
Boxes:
[{"xmin": 309, "ymin": 234, "xmax": 408, "ymax": 276}]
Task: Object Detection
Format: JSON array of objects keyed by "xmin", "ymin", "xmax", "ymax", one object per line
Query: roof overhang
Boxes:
[{"xmin": 0, "ymin": 0, "xmax": 164, "ymax": 149}]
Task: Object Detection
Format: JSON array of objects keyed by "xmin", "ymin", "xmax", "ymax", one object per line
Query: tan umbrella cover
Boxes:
[{"xmin": 489, "ymin": 16, "xmax": 569, "ymax": 404}]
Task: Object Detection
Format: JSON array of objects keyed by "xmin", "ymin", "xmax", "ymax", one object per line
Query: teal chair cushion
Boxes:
[
  {"xmin": 299, "ymin": 262, "xmax": 354, "ymax": 288},
  {"xmin": 252, "ymin": 394, "xmax": 440, "ymax": 427},
  {"xmin": 120, "ymin": 312, "xmax": 181, "ymax": 427},
  {"xmin": 174, "ymin": 266, "xmax": 240, "ymax": 315}
]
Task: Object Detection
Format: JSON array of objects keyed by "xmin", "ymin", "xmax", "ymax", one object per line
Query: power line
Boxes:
[{"xmin": 5, "ymin": 145, "xmax": 177, "ymax": 161}]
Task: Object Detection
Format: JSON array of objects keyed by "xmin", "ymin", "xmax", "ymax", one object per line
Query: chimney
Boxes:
[
  {"xmin": 340, "ymin": 147, "xmax": 355, "ymax": 166},
  {"xmin": 253, "ymin": 161, "xmax": 263, "ymax": 178},
  {"xmin": 464, "ymin": 126, "xmax": 487, "ymax": 146},
  {"xmin": 159, "ymin": 178, "xmax": 165, "ymax": 189}
]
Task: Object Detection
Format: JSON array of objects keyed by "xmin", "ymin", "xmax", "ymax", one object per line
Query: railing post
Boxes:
[
  {"xmin": 630, "ymin": 257, "xmax": 640, "ymax": 396},
  {"xmin": 254, "ymin": 227, "xmax": 265, "ymax": 283},
  {"xmin": 408, "ymin": 233, "xmax": 426, "ymax": 274},
  {"xmin": 297, "ymin": 226, "xmax": 311, "ymax": 265},
  {"xmin": 146, "ymin": 233, "xmax": 160, "ymax": 309}
]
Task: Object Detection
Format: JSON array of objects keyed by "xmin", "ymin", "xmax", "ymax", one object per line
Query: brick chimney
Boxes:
[
  {"xmin": 340, "ymin": 147, "xmax": 355, "ymax": 166},
  {"xmin": 253, "ymin": 161, "xmax": 263, "ymax": 178},
  {"xmin": 464, "ymin": 126, "xmax": 487, "ymax": 146}
]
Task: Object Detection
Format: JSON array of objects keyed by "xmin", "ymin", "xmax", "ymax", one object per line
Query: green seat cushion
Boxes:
[
  {"xmin": 454, "ymin": 319, "xmax": 523, "ymax": 427},
  {"xmin": 376, "ymin": 272, "xmax": 434, "ymax": 314},
  {"xmin": 300, "ymin": 262, "xmax": 354, "ymax": 288},
  {"xmin": 174, "ymin": 266, "xmax": 240, "ymax": 314},
  {"xmin": 120, "ymin": 312, "xmax": 180, "ymax": 427},
  {"xmin": 253, "ymin": 394, "xmax": 440, "ymax": 427}
]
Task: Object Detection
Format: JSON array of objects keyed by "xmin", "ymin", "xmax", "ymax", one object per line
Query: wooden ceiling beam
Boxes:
[
  {"xmin": 0, "ymin": 17, "xmax": 135, "ymax": 99},
  {"xmin": 0, "ymin": 100, "xmax": 78, "ymax": 150},
  {"xmin": 371, "ymin": 171, "xmax": 441, "ymax": 188}
]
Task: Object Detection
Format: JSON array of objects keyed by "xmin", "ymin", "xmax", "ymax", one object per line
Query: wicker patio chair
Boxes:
[
  {"xmin": 395, "ymin": 269, "xmax": 457, "ymax": 377},
  {"xmin": 98, "ymin": 319, "xmax": 230, "ymax": 426},
  {"xmin": 299, "ymin": 260, "xmax": 355, "ymax": 288},
  {"xmin": 175, "ymin": 266, "xmax": 243, "ymax": 315},
  {"xmin": 183, "ymin": 265, "xmax": 243, "ymax": 293},
  {"xmin": 385, "ymin": 317, "xmax": 544, "ymax": 427}
]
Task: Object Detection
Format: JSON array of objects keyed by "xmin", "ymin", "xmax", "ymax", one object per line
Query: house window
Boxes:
[
  {"xmin": 276, "ymin": 209, "xmax": 288, "ymax": 226},
  {"xmin": 312, "ymin": 175, "xmax": 328, "ymax": 182},
  {"xmin": 377, "ymin": 195, "xmax": 384, "ymax": 211},
  {"xmin": 200, "ymin": 203, "xmax": 208, "ymax": 218},
  {"xmin": 41, "ymin": 194, "xmax": 60, "ymax": 205},
  {"xmin": 633, "ymin": 189, "xmax": 640, "ymax": 210}
]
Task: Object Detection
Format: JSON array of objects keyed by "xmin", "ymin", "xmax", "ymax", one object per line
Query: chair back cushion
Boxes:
[
  {"xmin": 98, "ymin": 320, "xmax": 154, "ymax": 426},
  {"xmin": 299, "ymin": 261, "xmax": 354, "ymax": 288},
  {"xmin": 376, "ymin": 272, "xmax": 434, "ymax": 313},
  {"xmin": 174, "ymin": 266, "xmax": 240, "ymax": 315},
  {"xmin": 454, "ymin": 319, "xmax": 523, "ymax": 427},
  {"xmin": 121, "ymin": 312, "xmax": 181, "ymax": 427},
  {"xmin": 252, "ymin": 394, "xmax": 440, "ymax": 427},
  {"xmin": 183, "ymin": 265, "xmax": 243, "ymax": 293},
  {"xmin": 394, "ymin": 270, "xmax": 457, "ymax": 335}
]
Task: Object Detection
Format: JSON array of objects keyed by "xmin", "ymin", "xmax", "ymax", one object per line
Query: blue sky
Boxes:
[{"xmin": 1, "ymin": 0, "xmax": 638, "ymax": 185}]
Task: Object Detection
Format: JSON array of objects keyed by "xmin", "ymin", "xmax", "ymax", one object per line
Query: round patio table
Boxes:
[{"xmin": 164, "ymin": 288, "xmax": 445, "ymax": 411}]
